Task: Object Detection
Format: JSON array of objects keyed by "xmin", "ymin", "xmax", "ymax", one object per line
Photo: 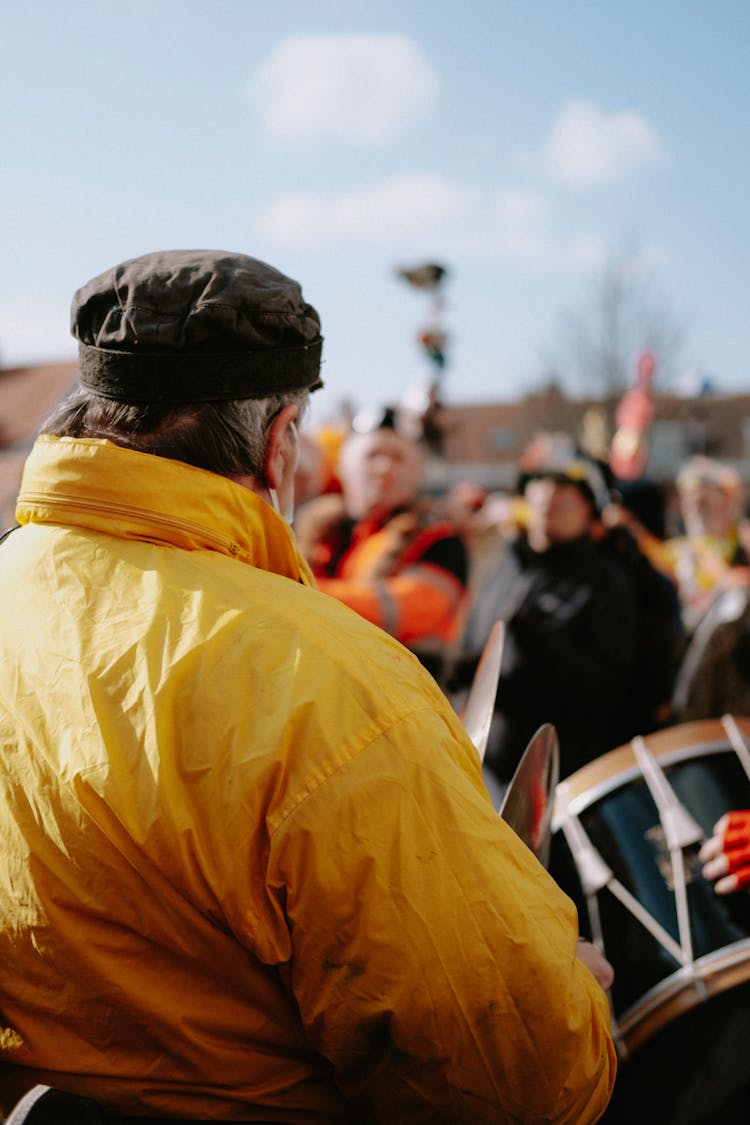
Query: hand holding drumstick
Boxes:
[
  {"xmin": 700, "ymin": 810, "xmax": 750, "ymax": 894},
  {"xmin": 575, "ymin": 938, "xmax": 615, "ymax": 991}
]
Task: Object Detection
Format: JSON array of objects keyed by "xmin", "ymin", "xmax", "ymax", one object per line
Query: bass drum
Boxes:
[{"xmin": 550, "ymin": 717, "xmax": 750, "ymax": 1125}]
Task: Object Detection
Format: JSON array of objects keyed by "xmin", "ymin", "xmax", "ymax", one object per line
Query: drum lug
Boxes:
[
  {"xmin": 660, "ymin": 806, "xmax": 704, "ymax": 850},
  {"xmin": 631, "ymin": 736, "xmax": 704, "ymax": 849},
  {"xmin": 561, "ymin": 814, "xmax": 612, "ymax": 894}
]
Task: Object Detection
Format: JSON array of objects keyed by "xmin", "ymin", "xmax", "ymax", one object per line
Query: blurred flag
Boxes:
[{"xmin": 609, "ymin": 351, "xmax": 656, "ymax": 480}]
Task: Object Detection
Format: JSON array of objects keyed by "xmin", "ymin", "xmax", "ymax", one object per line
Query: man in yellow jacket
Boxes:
[{"xmin": 0, "ymin": 250, "xmax": 615, "ymax": 1123}]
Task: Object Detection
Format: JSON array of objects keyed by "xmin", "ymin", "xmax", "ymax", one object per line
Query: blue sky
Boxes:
[{"xmin": 1, "ymin": 1, "xmax": 748, "ymax": 423}]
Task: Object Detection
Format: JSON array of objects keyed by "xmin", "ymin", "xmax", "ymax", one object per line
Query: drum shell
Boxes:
[{"xmin": 551, "ymin": 719, "xmax": 750, "ymax": 1123}]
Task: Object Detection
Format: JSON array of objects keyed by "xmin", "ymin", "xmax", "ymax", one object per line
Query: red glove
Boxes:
[{"xmin": 700, "ymin": 811, "xmax": 750, "ymax": 894}]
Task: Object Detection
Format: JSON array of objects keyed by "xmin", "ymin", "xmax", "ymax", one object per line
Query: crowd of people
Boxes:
[
  {"xmin": 0, "ymin": 246, "xmax": 748, "ymax": 1123},
  {"xmin": 296, "ymin": 410, "xmax": 750, "ymax": 779}
]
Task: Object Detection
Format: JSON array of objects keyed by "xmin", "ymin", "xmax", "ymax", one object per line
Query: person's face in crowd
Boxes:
[
  {"xmin": 524, "ymin": 476, "xmax": 594, "ymax": 550},
  {"xmin": 340, "ymin": 428, "xmax": 424, "ymax": 519},
  {"xmin": 680, "ymin": 480, "xmax": 737, "ymax": 539}
]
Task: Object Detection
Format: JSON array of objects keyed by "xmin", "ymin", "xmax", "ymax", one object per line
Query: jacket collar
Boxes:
[{"xmin": 16, "ymin": 436, "xmax": 315, "ymax": 587}]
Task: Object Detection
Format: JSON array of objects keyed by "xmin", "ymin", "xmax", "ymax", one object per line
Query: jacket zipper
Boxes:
[{"xmin": 19, "ymin": 491, "xmax": 242, "ymax": 556}]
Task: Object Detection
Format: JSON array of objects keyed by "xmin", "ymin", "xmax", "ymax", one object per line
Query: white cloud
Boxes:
[
  {"xmin": 257, "ymin": 174, "xmax": 633, "ymax": 279},
  {"xmin": 539, "ymin": 99, "xmax": 668, "ymax": 185},
  {"xmin": 487, "ymin": 192, "xmax": 620, "ymax": 271},
  {"xmin": 257, "ymin": 174, "xmax": 478, "ymax": 249},
  {"xmin": 250, "ymin": 33, "xmax": 438, "ymax": 143}
]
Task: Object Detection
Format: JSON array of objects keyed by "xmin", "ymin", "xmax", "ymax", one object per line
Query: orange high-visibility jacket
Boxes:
[
  {"xmin": 0, "ymin": 436, "xmax": 615, "ymax": 1123},
  {"xmin": 301, "ymin": 497, "xmax": 468, "ymax": 648}
]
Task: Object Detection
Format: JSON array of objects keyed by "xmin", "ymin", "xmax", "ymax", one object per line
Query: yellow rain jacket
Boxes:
[{"xmin": 0, "ymin": 436, "xmax": 615, "ymax": 1123}]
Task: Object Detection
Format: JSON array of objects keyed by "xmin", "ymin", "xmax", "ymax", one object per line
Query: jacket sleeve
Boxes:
[{"xmin": 267, "ymin": 707, "xmax": 616, "ymax": 1123}]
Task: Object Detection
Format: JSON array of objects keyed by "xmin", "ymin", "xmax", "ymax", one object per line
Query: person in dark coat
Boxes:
[
  {"xmin": 598, "ymin": 519, "xmax": 684, "ymax": 742},
  {"xmin": 451, "ymin": 453, "xmax": 637, "ymax": 784}
]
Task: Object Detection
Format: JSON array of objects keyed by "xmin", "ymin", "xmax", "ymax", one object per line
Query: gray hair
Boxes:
[{"xmin": 41, "ymin": 386, "xmax": 309, "ymax": 479}]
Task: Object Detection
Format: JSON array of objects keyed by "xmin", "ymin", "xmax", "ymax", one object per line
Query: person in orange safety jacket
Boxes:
[
  {"xmin": 0, "ymin": 250, "xmax": 615, "ymax": 1125},
  {"xmin": 295, "ymin": 408, "xmax": 468, "ymax": 682}
]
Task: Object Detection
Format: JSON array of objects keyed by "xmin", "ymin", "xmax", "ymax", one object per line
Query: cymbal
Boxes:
[
  {"xmin": 500, "ymin": 724, "xmax": 559, "ymax": 867},
  {"xmin": 461, "ymin": 620, "xmax": 504, "ymax": 762}
]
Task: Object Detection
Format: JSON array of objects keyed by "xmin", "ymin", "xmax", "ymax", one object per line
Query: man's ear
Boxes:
[{"xmin": 263, "ymin": 404, "xmax": 299, "ymax": 490}]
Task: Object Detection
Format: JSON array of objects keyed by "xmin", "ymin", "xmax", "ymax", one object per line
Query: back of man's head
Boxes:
[{"xmin": 44, "ymin": 250, "xmax": 323, "ymax": 478}]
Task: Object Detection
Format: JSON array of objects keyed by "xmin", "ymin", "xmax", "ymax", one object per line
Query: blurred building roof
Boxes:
[
  {"xmin": 2, "ymin": 358, "xmax": 750, "ymax": 528},
  {"xmin": 0, "ymin": 361, "xmax": 78, "ymax": 528}
]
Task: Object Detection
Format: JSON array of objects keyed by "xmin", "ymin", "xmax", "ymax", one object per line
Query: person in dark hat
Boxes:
[
  {"xmin": 0, "ymin": 251, "xmax": 615, "ymax": 1124},
  {"xmin": 450, "ymin": 448, "xmax": 638, "ymax": 784}
]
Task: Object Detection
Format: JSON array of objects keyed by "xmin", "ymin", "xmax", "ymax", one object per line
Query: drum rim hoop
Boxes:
[
  {"xmin": 615, "ymin": 939, "xmax": 750, "ymax": 1054},
  {"xmin": 554, "ymin": 718, "xmax": 750, "ymax": 822}
]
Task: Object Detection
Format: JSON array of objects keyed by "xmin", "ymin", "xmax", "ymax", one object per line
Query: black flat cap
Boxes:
[{"xmin": 71, "ymin": 249, "xmax": 324, "ymax": 403}]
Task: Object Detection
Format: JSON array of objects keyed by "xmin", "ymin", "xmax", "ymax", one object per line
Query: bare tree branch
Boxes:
[{"xmin": 545, "ymin": 244, "xmax": 686, "ymax": 399}]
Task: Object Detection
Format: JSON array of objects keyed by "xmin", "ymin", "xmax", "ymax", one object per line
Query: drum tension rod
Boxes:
[
  {"xmin": 722, "ymin": 714, "xmax": 750, "ymax": 782},
  {"xmin": 630, "ymin": 736, "xmax": 704, "ymax": 851},
  {"xmin": 631, "ymin": 736, "xmax": 704, "ymax": 975},
  {"xmin": 561, "ymin": 811, "xmax": 686, "ymax": 967}
]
